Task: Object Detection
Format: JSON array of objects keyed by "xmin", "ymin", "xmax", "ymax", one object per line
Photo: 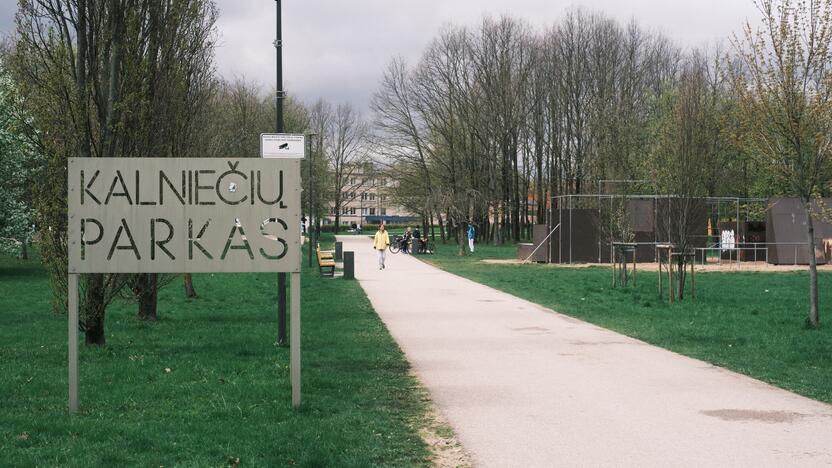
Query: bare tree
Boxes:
[
  {"xmin": 645, "ymin": 58, "xmax": 718, "ymax": 300},
  {"xmin": 327, "ymin": 102, "xmax": 368, "ymax": 232},
  {"xmin": 371, "ymin": 58, "xmax": 446, "ymax": 240}
]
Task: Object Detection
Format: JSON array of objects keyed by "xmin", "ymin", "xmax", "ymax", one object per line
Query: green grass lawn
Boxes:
[
  {"xmin": 425, "ymin": 241, "xmax": 832, "ymax": 404},
  {"xmin": 1, "ymin": 240, "xmax": 432, "ymax": 467}
]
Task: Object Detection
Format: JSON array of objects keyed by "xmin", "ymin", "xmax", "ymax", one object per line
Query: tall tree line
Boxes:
[
  {"xmin": 373, "ymin": 2, "xmax": 832, "ymax": 325},
  {"xmin": 372, "ymin": 11, "xmax": 750, "ymax": 251}
]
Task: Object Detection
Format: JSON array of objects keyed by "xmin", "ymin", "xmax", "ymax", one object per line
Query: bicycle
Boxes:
[{"xmin": 388, "ymin": 235, "xmax": 403, "ymax": 254}]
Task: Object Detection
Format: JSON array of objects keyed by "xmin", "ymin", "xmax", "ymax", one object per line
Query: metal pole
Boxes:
[
  {"xmin": 736, "ymin": 198, "xmax": 740, "ymax": 266},
  {"xmin": 291, "ymin": 271, "xmax": 301, "ymax": 407},
  {"xmin": 315, "ymin": 134, "xmax": 322, "ymax": 249},
  {"xmin": 275, "ymin": 0, "xmax": 284, "ymax": 133},
  {"xmin": 275, "ymin": 0, "xmax": 288, "ymax": 347},
  {"xmin": 558, "ymin": 200, "xmax": 562, "ymax": 263},
  {"xmin": 68, "ymin": 273, "xmax": 79, "ymax": 414},
  {"xmin": 658, "ymin": 247, "xmax": 662, "ymax": 298},
  {"xmin": 307, "ymin": 136, "xmax": 313, "ymax": 268}
]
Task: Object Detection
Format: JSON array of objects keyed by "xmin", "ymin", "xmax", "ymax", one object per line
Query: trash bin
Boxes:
[{"xmin": 343, "ymin": 251, "xmax": 354, "ymax": 279}]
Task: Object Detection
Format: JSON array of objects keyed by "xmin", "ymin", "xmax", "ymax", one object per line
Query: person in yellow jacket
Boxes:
[{"xmin": 373, "ymin": 223, "xmax": 390, "ymax": 270}]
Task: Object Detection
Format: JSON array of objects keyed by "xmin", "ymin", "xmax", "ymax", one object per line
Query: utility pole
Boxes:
[{"xmin": 275, "ymin": 0, "xmax": 287, "ymax": 347}]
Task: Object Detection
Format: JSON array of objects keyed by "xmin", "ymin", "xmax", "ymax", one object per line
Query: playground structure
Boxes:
[{"xmin": 520, "ymin": 191, "xmax": 832, "ymax": 267}]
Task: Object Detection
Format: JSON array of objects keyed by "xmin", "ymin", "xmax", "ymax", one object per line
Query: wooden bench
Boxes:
[
  {"xmin": 316, "ymin": 245, "xmax": 336, "ymax": 277},
  {"xmin": 317, "ymin": 243, "xmax": 334, "ymax": 260}
]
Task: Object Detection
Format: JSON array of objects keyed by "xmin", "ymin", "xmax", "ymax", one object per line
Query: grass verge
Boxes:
[
  {"xmin": 425, "ymin": 241, "xmax": 832, "ymax": 404},
  {"xmin": 1, "ymin": 242, "xmax": 431, "ymax": 467}
]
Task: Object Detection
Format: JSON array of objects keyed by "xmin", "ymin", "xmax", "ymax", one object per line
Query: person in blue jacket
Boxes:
[{"xmin": 467, "ymin": 222, "xmax": 475, "ymax": 253}]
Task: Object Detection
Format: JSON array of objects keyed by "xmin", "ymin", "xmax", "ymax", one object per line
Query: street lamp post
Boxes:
[
  {"xmin": 275, "ymin": 0, "xmax": 287, "ymax": 348},
  {"xmin": 306, "ymin": 132, "xmax": 317, "ymax": 268}
]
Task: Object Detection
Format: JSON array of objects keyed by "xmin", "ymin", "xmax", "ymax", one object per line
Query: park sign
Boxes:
[{"xmin": 67, "ymin": 157, "xmax": 301, "ymax": 273}]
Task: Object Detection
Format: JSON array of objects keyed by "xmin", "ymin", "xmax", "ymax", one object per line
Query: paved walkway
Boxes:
[{"xmin": 338, "ymin": 236, "xmax": 832, "ymax": 467}]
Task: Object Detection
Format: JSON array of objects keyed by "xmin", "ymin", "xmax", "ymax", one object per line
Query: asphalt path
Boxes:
[{"xmin": 339, "ymin": 235, "xmax": 832, "ymax": 467}]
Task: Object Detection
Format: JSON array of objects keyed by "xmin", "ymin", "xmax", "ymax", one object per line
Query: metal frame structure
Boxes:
[{"xmin": 551, "ymin": 194, "xmax": 770, "ymax": 265}]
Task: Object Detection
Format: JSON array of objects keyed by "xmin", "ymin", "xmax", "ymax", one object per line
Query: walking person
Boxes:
[
  {"xmin": 373, "ymin": 223, "xmax": 390, "ymax": 270},
  {"xmin": 467, "ymin": 221, "xmax": 476, "ymax": 253}
]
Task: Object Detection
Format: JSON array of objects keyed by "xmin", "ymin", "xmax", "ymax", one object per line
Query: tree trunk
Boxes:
[
  {"xmin": 101, "ymin": 0, "xmax": 124, "ymax": 159},
  {"xmin": 429, "ymin": 211, "xmax": 436, "ymax": 241},
  {"xmin": 437, "ymin": 212, "xmax": 446, "ymax": 243},
  {"xmin": 20, "ymin": 241, "xmax": 28, "ymax": 260},
  {"xmin": 183, "ymin": 273, "xmax": 197, "ymax": 298},
  {"xmin": 334, "ymin": 209, "xmax": 341, "ymax": 234},
  {"xmin": 457, "ymin": 223, "xmax": 466, "ymax": 256},
  {"xmin": 84, "ymin": 274, "xmax": 106, "ymax": 346},
  {"xmin": 804, "ymin": 201, "xmax": 820, "ymax": 328},
  {"xmin": 448, "ymin": 212, "xmax": 456, "ymax": 242},
  {"xmin": 137, "ymin": 273, "xmax": 158, "ymax": 321},
  {"xmin": 676, "ymin": 256, "xmax": 686, "ymax": 301},
  {"xmin": 85, "ymin": 314, "xmax": 105, "ymax": 346}
]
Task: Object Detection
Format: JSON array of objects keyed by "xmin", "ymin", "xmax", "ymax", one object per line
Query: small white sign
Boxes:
[{"xmin": 261, "ymin": 133, "xmax": 305, "ymax": 159}]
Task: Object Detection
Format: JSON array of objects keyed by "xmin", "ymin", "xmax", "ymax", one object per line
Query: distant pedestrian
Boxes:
[
  {"xmin": 373, "ymin": 223, "xmax": 390, "ymax": 270},
  {"xmin": 467, "ymin": 222, "xmax": 475, "ymax": 253}
]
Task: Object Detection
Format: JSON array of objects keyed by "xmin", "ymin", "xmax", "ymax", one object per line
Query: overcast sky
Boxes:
[{"xmin": 1, "ymin": 1, "xmax": 760, "ymax": 112}]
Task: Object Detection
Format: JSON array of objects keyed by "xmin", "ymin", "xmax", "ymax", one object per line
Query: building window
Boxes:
[
  {"xmin": 369, "ymin": 193, "xmax": 375, "ymax": 201},
  {"xmin": 369, "ymin": 208, "xmax": 376, "ymax": 215},
  {"xmin": 350, "ymin": 208, "xmax": 356, "ymax": 215},
  {"xmin": 351, "ymin": 177, "xmax": 357, "ymax": 185},
  {"xmin": 379, "ymin": 178, "xmax": 386, "ymax": 186},
  {"xmin": 361, "ymin": 192, "xmax": 368, "ymax": 201},
  {"xmin": 362, "ymin": 208, "xmax": 368, "ymax": 215},
  {"xmin": 381, "ymin": 208, "xmax": 387, "ymax": 215}
]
